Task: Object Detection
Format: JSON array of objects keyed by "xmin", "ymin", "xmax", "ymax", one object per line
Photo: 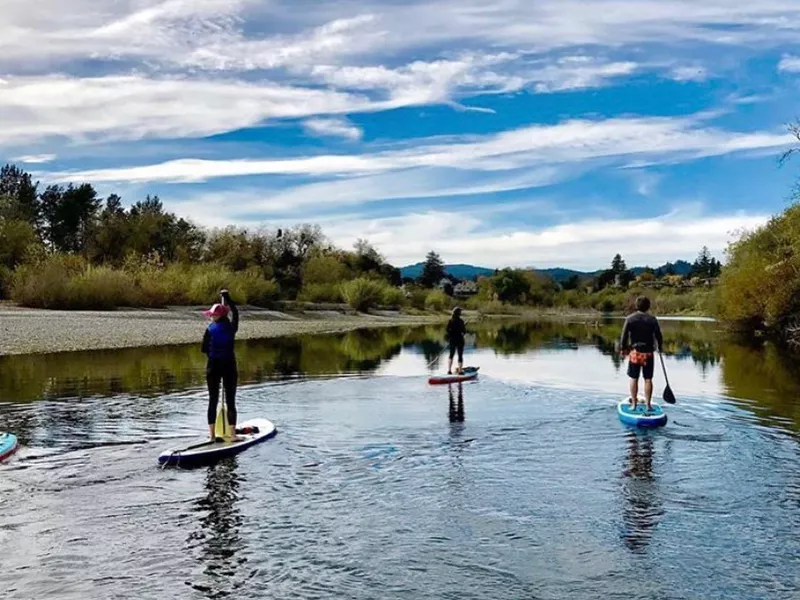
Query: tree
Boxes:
[
  {"xmin": 419, "ymin": 251, "xmax": 445, "ymax": 288},
  {"xmin": 691, "ymin": 246, "xmax": 722, "ymax": 279},
  {"xmin": 353, "ymin": 239, "xmax": 383, "ymax": 274},
  {"xmin": 40, "ymin": 183, "xmax": 101, "ymax": 253},
  {"xmin": 562, "ymin": 274, "xmax": 581, "ymax": 291},
  {"xmin": 611, "ymin": 253, "xmax": 627, "ymax": 274},
  {"xmin": 0, "ymin": 164, "xmax": 40, "ymax": 228}
]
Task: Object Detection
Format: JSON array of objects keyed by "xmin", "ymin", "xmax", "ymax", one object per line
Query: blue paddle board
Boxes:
[
  {"xmin": 617, "ymin": 401, "xmax": 667, "ymax": 428},
  {"xmin": 428, "ymin": 366, "xmax": 479, "ymax": 385},
  {"xmin": 158, "ymin": 418, "xmax": 276, "ymax": 467},
  {"xmin": 0, "ymin": 433, "xmax": 18, "ymax": 462}
]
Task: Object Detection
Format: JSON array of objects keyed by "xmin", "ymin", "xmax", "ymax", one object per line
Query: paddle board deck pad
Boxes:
[
  {"xmin": 617, "ymin": 401, "xmax": 667, "ymax": 428},
  {"xmin": 0, "ymin": 433, "xmax": 18, "ymax": 462},
  {"xmin": 158, "ymin": 418, "xmax": 276, "ymax": 467},
  {"xmin": 428, "ymin": 367, "xmax": 479, "ymax": 385}
]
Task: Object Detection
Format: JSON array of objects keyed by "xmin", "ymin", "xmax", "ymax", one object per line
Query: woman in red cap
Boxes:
[{"xmin": 201, "ymin": 289, "xmax": 240, "ymax": 440}]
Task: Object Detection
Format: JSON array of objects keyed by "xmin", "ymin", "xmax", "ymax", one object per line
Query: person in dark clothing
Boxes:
[
  {"xmin": 201, "ymin": 289, "xmax": 239, "ymax": 440},
  {"xmin": 446, "ymin": 307, "xmax": 467, "ymax": 375},
  {"xmin": 619, "ymin": 296, "xmax": 664, "ymax": 411}
]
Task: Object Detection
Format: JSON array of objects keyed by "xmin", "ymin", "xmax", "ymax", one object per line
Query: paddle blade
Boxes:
[
  {"xmin": 662, "ymin": 385, "xmax": 677, "ymax": 405},
  {"xmin": 214, "ymin": 405, "xmax": 229, "ymax": 438}
]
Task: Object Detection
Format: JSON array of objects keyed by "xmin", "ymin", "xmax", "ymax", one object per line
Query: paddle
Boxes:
[
  {"xmin": 658, "ymin": 352, "xmax": 677, "ymax": 404},
  {"xmin": 426, "ymin": 348, "xmax": 446, "ymax": 369}
]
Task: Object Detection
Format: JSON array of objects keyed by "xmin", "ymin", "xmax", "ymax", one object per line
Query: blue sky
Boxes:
[{"xmin": 2, "ymin": 0, "xmax": 800, "ymax": 269}]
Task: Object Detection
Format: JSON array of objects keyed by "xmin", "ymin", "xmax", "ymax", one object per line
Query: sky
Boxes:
[{"xmin": 2, "ymin": 0, "xmax": 800, "ymax": 270}]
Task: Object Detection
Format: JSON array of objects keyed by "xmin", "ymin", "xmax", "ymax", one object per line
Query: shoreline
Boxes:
[
  {"xmin": 0, "ymin": 304, "xmax": 715, "ymax": 356},
  {"xmin": 0, "ymin": 305, "xmax": 448, "ymax": 356}
]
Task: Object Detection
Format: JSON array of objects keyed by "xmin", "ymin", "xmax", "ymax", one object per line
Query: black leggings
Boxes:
[
  {"xmin": 449, "ymin": 340, "xmax": 465, "ymax": 362},
  {"xmin": 207, "ymin": 359, "xmax": 238, "ymax": 425}
]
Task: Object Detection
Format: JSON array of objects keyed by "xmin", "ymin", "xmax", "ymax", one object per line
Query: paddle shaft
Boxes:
[{"xmin": 658, "ymin": 352, "xmax": 670, "ymax": 387}]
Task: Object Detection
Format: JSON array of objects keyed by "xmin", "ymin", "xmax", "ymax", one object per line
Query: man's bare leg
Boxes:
[
  {"xmin": 644, "ymin": 379, "xmax": 653, "ymax": 410},
  {"xmin": 629, "ymin": 378, "xmax": 639, "ymax": 409}
]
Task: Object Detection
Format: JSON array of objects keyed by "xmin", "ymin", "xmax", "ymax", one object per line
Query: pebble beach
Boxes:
[{"xmin": 0, "ymin": 306, "xmax": 445, "ymax": 355}]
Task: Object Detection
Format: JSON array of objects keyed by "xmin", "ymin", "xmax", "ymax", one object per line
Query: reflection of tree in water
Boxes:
[
  {"xmin": 187, "ymin": 460, "xmax": 244, "ymax": 598},
  {"xmin": 420, "ymin": 339, "xmax": 446, "ymax": 368},
  {"xmin": 620, "ymin": 433, "xmax": 663, "ymax": 554}
]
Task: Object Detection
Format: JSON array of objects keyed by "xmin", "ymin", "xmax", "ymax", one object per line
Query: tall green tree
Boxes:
[
  {"xmin": 0, "ymin": 164, "xmax": 41, "ymax": 228},
  {"xmin": 419, "ymin": 251, "xmax": 446, "ymax": 288},
  {"xmin": 40, "ymin": 183, "xmax": 101, "ymax": 253}
]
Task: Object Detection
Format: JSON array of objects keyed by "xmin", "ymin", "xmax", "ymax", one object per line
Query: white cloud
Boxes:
[
  {"xmin": 168, "ymin": 166, "xmax": 569, "ymax": 217},
  {"xmin": 5, "ymin": 0, "xmax": 800, "ymax": 75},
  {"xmin": 670, "ymin": 66, "xmax": 709, "ymax": 82},
  {"xmin": 532, "ymin": 56, "xmax": 638, "ymax": 92},
  {"xmin": 50, "ymin": 115, "xmax": 793, "ymax": 184},
  {"xmin": 303, "ymin": 117, "xmax": 363, "ymax": 141},
  {"xmin": 311, "ymin": 207, "xmax": 768, "ymax": 270},
  {"xmin": 11, "ymin": 154, "xmax": 57, "ymax": 164},
  {"xmin": 778, "ymin": 54, "xmax": 800, "ymax": 72},
  {"xmin": 0, "ymin": 75, "xmax": 379, "ymax": 145}
]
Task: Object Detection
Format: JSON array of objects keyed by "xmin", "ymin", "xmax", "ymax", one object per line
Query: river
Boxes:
[{"xmin": 0, "ymin": 318, "xmax": 798, "ymax": 599}]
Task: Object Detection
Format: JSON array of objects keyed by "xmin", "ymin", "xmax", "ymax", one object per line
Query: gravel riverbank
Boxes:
[{"xmin": 0, "ymin": 306, "xmax": 447, "ymax": 355}]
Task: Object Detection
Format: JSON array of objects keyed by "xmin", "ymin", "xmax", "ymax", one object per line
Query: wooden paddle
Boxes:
[{"xmin": 658, "ymin": 352, "xmax": 677, "ymax": 404}]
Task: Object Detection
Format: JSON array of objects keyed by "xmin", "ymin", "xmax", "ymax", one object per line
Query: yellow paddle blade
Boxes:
[{"xmin": 214, "ymin": 405, "xmax": 228, "ymax": 439}]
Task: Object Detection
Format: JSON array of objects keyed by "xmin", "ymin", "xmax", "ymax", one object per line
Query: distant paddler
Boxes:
[
  {"xmin": 201, "ymin": 289, "xmax": 240, "ymax": 441},
  {"xmin": 446, "ymin": 307, "xmax": 468, "ymax": 375}
]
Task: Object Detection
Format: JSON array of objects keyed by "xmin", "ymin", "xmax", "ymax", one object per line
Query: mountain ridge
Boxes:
[{"xmin": 400, "ymin": 260, "xmax": 694, "ymax": 282}]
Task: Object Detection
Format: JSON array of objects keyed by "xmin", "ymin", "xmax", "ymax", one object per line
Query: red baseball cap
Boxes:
[{"xmin": 203, "ymin": 303, "xmax": 230, "ymax": 318}]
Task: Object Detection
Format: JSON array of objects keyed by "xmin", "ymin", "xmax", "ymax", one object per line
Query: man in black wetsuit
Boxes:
[
  {"xmin": 619, "ymin": 296, "xmax": 664, "ymax": 411},
  {"xmin": 446, "ymin": 307, "xmax": 467, "ymax": 375}
]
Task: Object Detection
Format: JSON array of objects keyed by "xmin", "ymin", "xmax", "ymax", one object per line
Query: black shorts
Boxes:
[
  {"xmin": 627, "ymin": 355, "xmax": 655, "ymax": 380},
  {"xmin": 449, "ymin": 340, "xmax": 465, "ymax": 362}
]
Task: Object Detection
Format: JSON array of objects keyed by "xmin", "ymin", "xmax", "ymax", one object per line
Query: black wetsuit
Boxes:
[
  {"xmin": 446, "ymin": 315, "xmax": 467, "ymax": 362},
  {"xmin": 619, "ymin": 311, "xmax": 663, "ymax": 380},
  {"xmin": 201, "ymin": 300, "xmax": 239, "ymax": 425}
]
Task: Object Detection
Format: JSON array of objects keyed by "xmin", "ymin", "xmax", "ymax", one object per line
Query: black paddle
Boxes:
[{"xmin": 658, "ymin": 352, "xmax": 676, "ymax": 404}]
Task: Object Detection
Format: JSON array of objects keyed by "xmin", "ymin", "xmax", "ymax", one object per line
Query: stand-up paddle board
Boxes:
[
  {"xmin": 428, "ymin": 367, "xmax": 479, "ymax": 385},
  {"xmin": 158, "ymin": 418, "xmax": 276, "ymax": 467},
  {"xmin": 0, "ymin": 433, "xmax": 18, "ymax": 462},
  {"xmin": 617, "ymin": 401, "xmax": 667, "ymax": 428}
]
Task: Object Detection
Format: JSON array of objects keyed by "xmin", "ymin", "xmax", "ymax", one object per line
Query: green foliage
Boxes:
[
  {"xmin": 340, "ymin": 278, "xmax": 384, "ymax": 311},
  {"xmin": 298, "ymin": 283, "xmax": 344, "ymax": 303},
  {"xmin": 717, "ymin": 203, "xmax": 800, "ymax": 332},
  {"xmin": 424, "ymin": 289, "xmax": 450, "ymax": 312},
  {"xmin": 408, "ymin": 286, "xmax": 430, "ymax": 310},
  {"xmin": 11, "ymin": 254, "xmax": 279, "ymax": 309},
  {"xmin": 381, "ymin": 286, "xmax": 407, "ymax": 308},
  {"xmin": 303, "ymin": 253, "xmax": 352, "ymax": 285}
]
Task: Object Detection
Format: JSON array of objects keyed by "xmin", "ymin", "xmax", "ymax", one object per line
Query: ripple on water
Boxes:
[{"xmin": 0, "ymin": 347, "xmax": 799, "ymax": 599}]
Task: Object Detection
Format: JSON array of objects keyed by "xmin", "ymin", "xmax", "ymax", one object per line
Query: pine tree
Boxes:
[
  {"xmin": 611, "ymin": 253, "xmax": 627, "ymax": 274},
  {"xmin": 419, "ymin": 251, "xmax": 446, "ymax": 288}
]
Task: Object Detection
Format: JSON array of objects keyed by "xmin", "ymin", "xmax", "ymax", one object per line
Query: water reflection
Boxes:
[
  {"xmin": 448, "ymin": 383, "xmax": 465, "ymax": 425},
  {"xmin": 2, "ymin": 318, "xmax": 800, "ymax": 433},
  {"xmin": 620, "ymin": 433, "xmax": 663, "ymax": 554},
  {"xmin": 187, "ymin": 461, "xmax": 244, "ymax": 598}
]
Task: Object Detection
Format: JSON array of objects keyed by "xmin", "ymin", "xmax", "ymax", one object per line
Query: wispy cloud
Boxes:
[
  {"xmin": 303, "ymin": 117, "xmax": 363, "ymax": 141},
  {"xmin": 778, "ymin": 54, "xmax": 800, "ymax": 73},
  {"xmin": 50, "ymin": 116, "xmax": 793, "ymax": 184},
  {"xmin": 670, "ymin": 65, "xmax": 709, "ymax": 82},
  {"xmin": 0, "ymin": 75, "xmax": 378, "ymax": 145},
  {"xmin": 11, "ymin": 153, "xmax": 57, "ymax": 164},
  {"xmin": 532, "ymin": 56, "xmax": 638, "ymax": 92}
]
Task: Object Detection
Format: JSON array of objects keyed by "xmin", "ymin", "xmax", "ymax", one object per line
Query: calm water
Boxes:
[{"xmin": 1, "ymin": 319, "xmax": 799, "ymax": 599}]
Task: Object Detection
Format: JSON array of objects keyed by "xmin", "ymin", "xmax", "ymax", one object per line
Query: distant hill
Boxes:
[
  {"xmin": 400, "ymin": 263, "xmax": 496, "ymax": 280},
  {"xmin": 401, "ymin": 260, "xmax": 695, "ymax": 282}
]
